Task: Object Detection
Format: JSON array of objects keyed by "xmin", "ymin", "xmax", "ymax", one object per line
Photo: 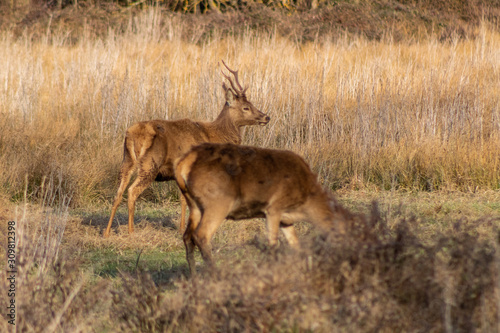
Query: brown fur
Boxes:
[
  {"xmin": 104, "ymin": 67, "xmax": 270, "ymax": 238},
  {"xmin": 175, "ymin": 143, "xmax": 347, "ymax": 275}
]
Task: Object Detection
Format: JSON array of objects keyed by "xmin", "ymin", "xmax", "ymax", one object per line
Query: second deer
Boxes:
[
  {"xmin": 175, "ymin": 143, "xmax": 347, "ymax": 275},
  {"xmin": 104, "ymin": 61, "xmax": 270, "ymax": 238}
]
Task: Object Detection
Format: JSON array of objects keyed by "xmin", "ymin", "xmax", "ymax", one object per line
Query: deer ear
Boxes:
[{"xmin": 225, "ymin": 87, "xmax": 235, "ymax": 105}]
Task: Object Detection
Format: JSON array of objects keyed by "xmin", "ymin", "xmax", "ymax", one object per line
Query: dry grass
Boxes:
[
  {"xmin": 107, "ymin": 200, "xmax": 500, "ymax": 332},
  {"xmin": 0, "ymin": 181, "xmax": 109, "ymax": 332},
  {"xmin": 1, "ymin": 179, "xmax": 499, "ymax": 331},
  {"xmin": 0, "ymin": 10, "xmax": 499, "ymax": 206},
  {"xmin": 0, "ymin": 7, "xmax": 499, "ymax": 332}
]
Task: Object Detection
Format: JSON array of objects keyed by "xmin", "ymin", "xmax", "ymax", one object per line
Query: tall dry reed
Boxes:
[
  {"xmin": 0, "ymin": 174, "xmax": 108, "ymax": 332},
  {"xmin": 0, "ymin": 9, "xmax": 498, "ymax": 206}
]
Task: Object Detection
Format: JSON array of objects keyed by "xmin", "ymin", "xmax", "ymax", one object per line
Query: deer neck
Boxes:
[{"xmin": 209, "ymin": 106, "xmax": 242, "ymax": 144}]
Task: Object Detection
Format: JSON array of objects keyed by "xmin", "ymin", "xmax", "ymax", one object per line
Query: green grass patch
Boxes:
[{"xmin": 82, "ymin": 248, "xmax": 189, "ymax": 284}]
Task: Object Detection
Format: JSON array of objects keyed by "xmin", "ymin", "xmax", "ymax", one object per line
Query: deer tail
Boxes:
[
  {"xmin": 175, "ymin": 151, "xmax": 198, "ymax": 192},
  {"xmin": 124, "ymin": 122, "xmax": 157, "ymax": 163}
]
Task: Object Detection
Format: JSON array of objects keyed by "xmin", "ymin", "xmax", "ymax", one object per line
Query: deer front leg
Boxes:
[
  {"xmin": 265, "ymin": 211, "xmax": 282, "ymax": 248},
  {"xmin": 280, "ymin": 223, "xmax": 299, "ymax": 249}
]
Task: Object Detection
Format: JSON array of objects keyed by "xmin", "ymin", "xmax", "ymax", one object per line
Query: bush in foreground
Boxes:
[
  {"xmin": 1, "ymin": 193, "xmax": 498, "ymax": 331},
  {"xmin": 112, "ymin": 203, "xmax": 499, "ymax": 332}
]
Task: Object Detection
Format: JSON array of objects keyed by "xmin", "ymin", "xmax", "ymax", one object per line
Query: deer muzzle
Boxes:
[{"xmin": 259, "ymin": 115, "xmax": 271, "ymax": 126}]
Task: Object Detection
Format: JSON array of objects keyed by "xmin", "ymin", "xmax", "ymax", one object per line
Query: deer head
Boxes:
[{"xmin": 221, "ymin": 60, "xmax": 270, "ymax": 127}]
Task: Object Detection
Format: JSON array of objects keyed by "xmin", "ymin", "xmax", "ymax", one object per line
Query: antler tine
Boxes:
[
  {"xmin": 221, "ymin": 60, "xmax": 245, "ymax": 94},
  {"xmin": 220, "ymin": 67, "xmax": 240, "ymax": 94}
]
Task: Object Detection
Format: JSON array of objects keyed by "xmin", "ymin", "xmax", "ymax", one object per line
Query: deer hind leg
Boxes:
[
  {"xmin": 104, "ymin": 157, "xmax": 136, "ymax": 238},
  {"xmin": 183, "ymin": 199, "xmax": 201, "ymax": 275},
  {"xmin": 192, "ymin": 203, "xmax": 231, "ymax": 269},
  {"xmin": 179, "ymin": 191, "xmax": 187, "ymax": 234},
  {"xmin": 126, "ymin": 160, "xmax": 159, "ymax": 234}
]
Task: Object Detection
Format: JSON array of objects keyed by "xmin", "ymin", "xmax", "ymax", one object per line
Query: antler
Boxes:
[{"xmin": 220, "ymin": 60, "xmax": 248, "ymax": 96}]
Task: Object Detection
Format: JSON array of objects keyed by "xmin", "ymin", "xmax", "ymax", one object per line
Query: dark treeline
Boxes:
[
  {"xmin": 2, "ymin": 0, "xmax": 499, "ymax": 16},
  {"xmin": 0, "ymin": 0, "xmax": 499, "ymax": 43}
]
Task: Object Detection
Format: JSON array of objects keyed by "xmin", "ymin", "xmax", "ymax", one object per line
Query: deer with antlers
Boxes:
[
  {"xmin": 175, "ymin": 143, "xmax": 347, "ymax": 274},
  {"xmin": 104, "ymin": 61, "xmax": 270, "ymax": 238}
]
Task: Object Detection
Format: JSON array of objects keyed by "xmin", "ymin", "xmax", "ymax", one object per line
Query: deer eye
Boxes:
[{"xmin": 243, "ymin": 107, "xmax": 250, "ymax": 111}]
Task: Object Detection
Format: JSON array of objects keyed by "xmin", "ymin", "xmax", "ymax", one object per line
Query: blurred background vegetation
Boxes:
[
  {"xmin": 0, "ymin": 0, "xmax": 499, "ymax": 205},
  {"xmin": 1, "ymin": 0, "xmax": 499, "ymax": 43},
  {"xmin": 0, "ymin": 1, "xmax": 500, "ymax": 332}
]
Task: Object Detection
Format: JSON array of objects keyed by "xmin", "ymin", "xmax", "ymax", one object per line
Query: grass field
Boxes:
[
  {"xmin": 1, "ymin": 189, "xmax": 499, "ymax": 331},
  {"xmin": 0, "ymin": 6, "xmax": 500, "ymax": 332}
]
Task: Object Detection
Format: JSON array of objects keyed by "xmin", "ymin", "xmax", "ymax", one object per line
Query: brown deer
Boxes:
[
  {"xmin": 104, "ymin": 62, "xmax": 270, "ymax": 238},
  {"xmin": 175, "ymin": 143, "xmax": 347, "ymax": 274}
]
